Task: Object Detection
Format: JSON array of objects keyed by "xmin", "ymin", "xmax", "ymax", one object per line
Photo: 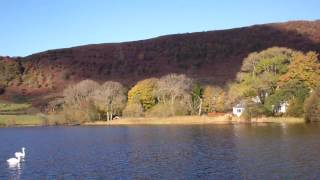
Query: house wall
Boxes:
[{"xmin": 233, "ymin": 107, "xmax": 244, "ymax": 117}]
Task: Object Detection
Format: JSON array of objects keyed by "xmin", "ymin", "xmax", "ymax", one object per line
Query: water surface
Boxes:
[{"xmin": 1, "ymin": 123, "xmax": 320, "ymax": 179}]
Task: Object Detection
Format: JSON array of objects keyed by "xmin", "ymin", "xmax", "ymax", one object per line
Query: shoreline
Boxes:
[
  {"xmin": 0, "ymin": 115, "xmax": 306, "ymax": 127},
  {"xmin": 83, "ymin": 116, "xmax": 305, "ymax": 126}
]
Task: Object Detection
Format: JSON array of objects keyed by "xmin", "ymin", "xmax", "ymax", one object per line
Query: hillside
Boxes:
[{"xmin": 1, "ymin": 20, "xmax": 320, "ymax": 105}]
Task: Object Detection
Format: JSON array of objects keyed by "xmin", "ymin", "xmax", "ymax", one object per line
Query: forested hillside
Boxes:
[{"xmin": 1, "ymin": 20, "xmax": 320, "ymax": 105}]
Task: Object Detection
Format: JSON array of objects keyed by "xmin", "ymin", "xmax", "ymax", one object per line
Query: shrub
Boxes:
[
  {"xmin": 123, "ymin": 103, "xmax": 144, "ymax": 117},
  {"xmin": 64, "ymin": 101, "xmax": 98, "ymax": 123},
  {"xmin": 146, "ymin": 104, "xmax": 173, "ymax": 117},
  {"xmin": 304, "ymin": 88, "xmax": 320, "ymax": 122},
  {"xmin": 241, "ymin": 101, "xmax": 268, "ymax": 120},
  {"xmin": 146, "ymin": 103, "xmax": 189, "ymax": 117},
  {"xmin": 286, "ymin": 98, "xmax": 304, "ymax": 117}
]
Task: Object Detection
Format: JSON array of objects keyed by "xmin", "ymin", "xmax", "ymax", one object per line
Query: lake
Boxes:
[{"xmin": 1, "ymin": 123, "xmax": 320, "ymax": 179}]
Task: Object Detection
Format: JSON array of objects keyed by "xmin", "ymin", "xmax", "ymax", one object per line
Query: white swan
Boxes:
[
  {"xmin": 15, "ymin": 147, "xmax": 26, "ymax": 158},
  {"xmin": 7, "ymin": 155, "xmax": 21, "ymax": 165}
]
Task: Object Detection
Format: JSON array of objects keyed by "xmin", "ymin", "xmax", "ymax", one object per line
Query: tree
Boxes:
[
  {"xmin": 282, "ymin": 80, "xmax": 310, "ymax": 117},
  {"xmin": 304, "ymin": 88, "xmax": 320, "ymax": 122},
  {"xmin": 63, "ymin": 79, "xmax": 100, "ymax": 122},
  {"xmin": 92, "ymin": 81, "xmax": 127, "ymax": 120},
  {"xmin": 241, "ymin": 100, "xmax": 268, "ymax": 120},
  {"xmin": 191, "ymin": 83, "xmax": 203, "ymax": 115},
  {"xmin": 0, "ymin": 60, "xmax": 22, "ymax": 86},
  {"xmin": 154, "ymin": 74, "xmax": 193, "ymax": 116},
  {"xmin": 63, "ymin": 79, "xmax": 100, "ymax": 109},
  {"xmin": 279, "ymin": 51, "xmax": 320, "ymax": 89},
  {"xmin": 264, "ymin": 80, "xmax": 310, "ymax": 116},
  {"xmin": 127, "ymin": 78, "xmax": 158, "ymax": 111},
  {"xmin": 236, "ymin": 47, "xmax": 294, "ymax": 104},
  {"xmin": 202, "ymin": 85, "xmax": 225, "ymax": 113},
  {"xmin": 240, "ymin": 47, "xmax": 293, "ymax": 76}
]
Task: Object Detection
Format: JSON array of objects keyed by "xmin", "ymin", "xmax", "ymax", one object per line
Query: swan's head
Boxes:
[{"xmin": 22, "ymin": 147, "xmax": 25, "ymax": 150}]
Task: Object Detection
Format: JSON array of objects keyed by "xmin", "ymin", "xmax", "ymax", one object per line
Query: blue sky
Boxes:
[{"xmin": 1, "ymin": 0, "xmax": 319, "ymax": 56}]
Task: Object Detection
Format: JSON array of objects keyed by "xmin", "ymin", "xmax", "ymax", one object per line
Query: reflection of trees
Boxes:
[
  {"xmin": 233, "ymin": 124, "xmax": 320, "ymax": 179},
  {"xmin": 124, "ymin": 126, "xmax": 240, "ymax": 178}
]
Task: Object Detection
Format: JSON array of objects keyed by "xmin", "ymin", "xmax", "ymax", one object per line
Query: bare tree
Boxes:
[
  {"xmin": 154, "ymin": 74, "xmax": 193, "ymax": 115},
  {"xmin": 92, "ymin": 81, "xmax": 127, "ymax": 120},
  {"xmin": 63, "ymin": 79, "xmax": 100, "ymax": 108},
  {"xmin": 63, "ymin": 79, "xmax": 100, "ymax": 122}
]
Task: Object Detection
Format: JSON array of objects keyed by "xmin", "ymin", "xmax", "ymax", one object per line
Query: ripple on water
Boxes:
[{"xmin": 0, "ymin": 124, "xmax": 320, "ymax": 179}]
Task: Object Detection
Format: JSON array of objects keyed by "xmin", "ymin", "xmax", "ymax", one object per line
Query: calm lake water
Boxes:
[{"xmin": 1, "ymin": 123, "xmax": 320, "ymax": 179}]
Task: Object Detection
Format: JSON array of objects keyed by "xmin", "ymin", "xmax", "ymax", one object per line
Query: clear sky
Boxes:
[{"xmin": 1, "ymin": 0, "xmax": 319, "ymax": 57}]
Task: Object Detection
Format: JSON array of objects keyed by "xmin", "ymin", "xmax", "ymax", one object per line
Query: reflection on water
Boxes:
[
  {"xmin": 0, "ymin": 124, "xmax": 320, "ymax": 179},
  {"xmin": 8, "ymin": 160, "xmax": 23, "ymax": 179}
]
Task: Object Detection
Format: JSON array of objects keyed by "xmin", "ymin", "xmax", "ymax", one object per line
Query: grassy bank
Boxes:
[
  {"xmin": 0, "ymin": 114, "xmax": 305, "ymax": 127},
  {"xmin": 0, "ymin": 115, "xmax": 44, "ymax": 127},
  {"xmin": 0, "ymin": 114, "xmax": 68, "ymax": 127},
  {"xmin": 0, "ymin": 101, "xmax": 44, "ymax": 127},
  {"xmin": 84, "ymin": 116, "xmax": 305, "ymax": 126},
  {"xmin": 250, "ymin": 117, "xmax": 305, "ymax": 123}
]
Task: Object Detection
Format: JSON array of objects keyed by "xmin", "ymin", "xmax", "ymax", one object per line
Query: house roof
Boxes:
[{"xmin": 234, "ymin": 103, "xmax": 245, "ymax": 108}]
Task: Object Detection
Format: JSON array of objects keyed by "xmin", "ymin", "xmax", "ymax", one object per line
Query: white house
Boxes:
[
  {"xmin": 251, "ymin": 96, "xmax": 261, "ymax": 103},
  {"xmin": 274, "ymin": 101, "xmax": 289, "ymax": 113},
  {"xmin": 233, "ymin": 103, "xmax": 245, "ymax": 117}
]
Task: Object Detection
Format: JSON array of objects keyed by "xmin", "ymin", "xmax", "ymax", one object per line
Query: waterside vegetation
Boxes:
[
  {"xmin": 48, "ymin": 47, "xmax": 320, "ymax": 125},
  {"xmin": 0, "ymin": 46, "xmax": 319, "ymax": 127}
]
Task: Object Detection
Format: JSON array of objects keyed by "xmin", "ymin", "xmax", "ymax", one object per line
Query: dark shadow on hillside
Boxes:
[{"xmin": 18, "ymin": 21, "xmax": 320, "ymax": 91}]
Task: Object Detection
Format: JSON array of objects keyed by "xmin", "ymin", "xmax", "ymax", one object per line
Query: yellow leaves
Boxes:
[
  {"xmin": 127, "ymin": 78, "xmax": 158, "ymax": 110},
  {"xmin": 202, "ymin": 85, "xmax": 225, "ymax": 112},
  {"xmin": 279, "ymin": 51, "xmax": 320, "ymax": 89}
]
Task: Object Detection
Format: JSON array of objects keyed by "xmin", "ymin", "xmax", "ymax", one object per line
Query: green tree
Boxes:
[
  {"xmin": 0, "ymin": 60, "xmax": 22, "ymax": 86},
  {"xmin": 236, "ymin": 47, "xmax": 294, "ymax": 104},
  {"xmin": 264, "ymin": 80, "xmax": 310, "ymax": 116},
  {"xmin": 191, "ymin": 83, "xmax": 203, "ymax": 115},
  {"xmin": 241, "ymin": 100, "xmax": 268, "ymax": 120},
  {"xmin": 304, "ymin": 88, "xmax": 320, "ymax": 122}
]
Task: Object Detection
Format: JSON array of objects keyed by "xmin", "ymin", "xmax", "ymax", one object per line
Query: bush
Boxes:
[
  {"xmin": 146, "ymin": 103, "xmax": 190, "ymax": 117},
  {"xmin": 241, "ymin": 101, "xmax": 268, "ymax": 120},
  {"xmin": 286, "ymin": 99, "xmax": 304, "ymax": 117},
  {"xmin": 304, "ymin": 88, "xmax": 320, "ymax": 122},
  {"xmin": 64, "ymin": 101, "xmax": 99, "ymax": 123},
  {"xmin": 146, "ymin": 104, "xmax": 173, "ymax": 117},
  {"xmin": 123, "ymin": 103, "xmax": 144, "ymax": 117}
]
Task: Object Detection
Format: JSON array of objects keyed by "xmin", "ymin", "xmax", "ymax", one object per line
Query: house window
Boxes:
[{"xmin": 237, "ymin": 109, "xmax": 242, "ymax": 113}]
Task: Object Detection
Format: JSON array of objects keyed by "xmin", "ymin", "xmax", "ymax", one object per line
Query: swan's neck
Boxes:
[{"xmin": 22, "ymin": 148, "xmax": 25, "ymax": 155}]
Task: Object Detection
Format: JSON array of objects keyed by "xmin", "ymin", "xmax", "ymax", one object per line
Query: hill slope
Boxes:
[{"xmin": 1, "ymin": 20, "xmax": 320, "ymax": 103}]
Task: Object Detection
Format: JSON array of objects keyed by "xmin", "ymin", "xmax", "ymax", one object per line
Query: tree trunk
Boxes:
[{"xmin": 198, "ymin": 98, "xmax": 203, "ymax": 116}]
